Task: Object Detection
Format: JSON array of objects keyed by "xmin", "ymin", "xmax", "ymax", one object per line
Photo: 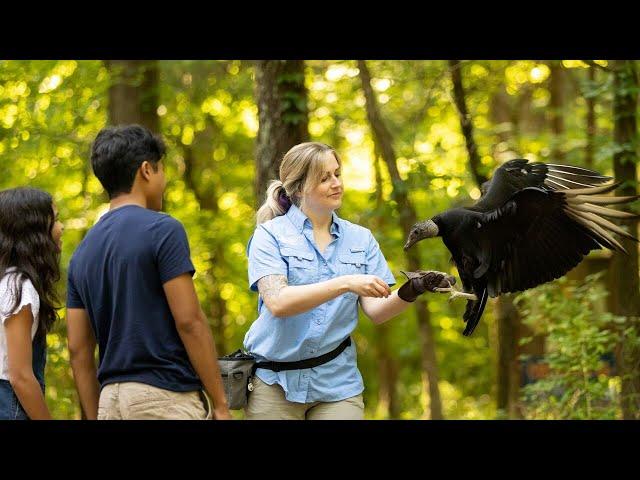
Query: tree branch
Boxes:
[{"xmin": 408, "ymin": 60, "xmax": 474, "ymax": 155}]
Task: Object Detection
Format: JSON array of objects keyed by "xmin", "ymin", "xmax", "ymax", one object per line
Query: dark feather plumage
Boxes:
[{"xmin": 405, "ymin": 159, "xmax": 640, "ymax": 337}]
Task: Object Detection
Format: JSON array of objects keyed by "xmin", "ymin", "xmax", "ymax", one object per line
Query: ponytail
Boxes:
[{"xmin": 256, "ymin": 180, "xmax": 292, "ymax": 224}]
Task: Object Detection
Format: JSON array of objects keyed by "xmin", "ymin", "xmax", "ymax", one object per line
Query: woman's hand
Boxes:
[{"xmin": 345, "ymin": 274, "xmax": 392, "ymax": 298}]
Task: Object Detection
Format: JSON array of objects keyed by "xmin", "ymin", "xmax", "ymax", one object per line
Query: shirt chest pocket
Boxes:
[
  {"xmin": 337, "ymin": 249, "xmax": 367, "ymax": 276},
  {"xmin": 281, "ymin": 247, "xmax": 316, "ymax": 285}
]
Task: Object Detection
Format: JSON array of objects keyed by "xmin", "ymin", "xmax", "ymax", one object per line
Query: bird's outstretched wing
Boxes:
[
  {"xmin": 476, "ymin": 159, "xmax": 612, "ymax": 208},
  {"xmin": 474, "ymin": 183, "xmax": 639, "ymax": 297}
]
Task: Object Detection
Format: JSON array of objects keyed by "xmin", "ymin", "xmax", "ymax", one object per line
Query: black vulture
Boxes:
[{"xmin": 404, "ymin": 159, "xmax": 640, "ymax": 337}]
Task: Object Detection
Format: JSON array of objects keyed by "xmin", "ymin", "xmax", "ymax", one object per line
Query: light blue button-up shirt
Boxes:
[{"xmin": 244, "ymin": 204, "xmax": 396, "ymax": 403}]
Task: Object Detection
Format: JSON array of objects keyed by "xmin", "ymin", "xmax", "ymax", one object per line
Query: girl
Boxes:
[
  {"xmin": 0, "ymin": 187, "xmax": 63, "ymax": 420},
  {"xmin": 244, "ymin": 142, "xmax": 451, "ymax": 419}
]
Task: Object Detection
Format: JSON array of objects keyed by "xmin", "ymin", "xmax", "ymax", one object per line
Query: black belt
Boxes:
[{"xmin": 254, "ymin": 337, "xmax": 351, "ymax": 373}]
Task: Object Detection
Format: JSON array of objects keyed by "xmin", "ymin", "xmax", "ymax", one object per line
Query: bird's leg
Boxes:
[{"xmin": 434, "ymin": 279, "xmax": 478, "ymax": 302}]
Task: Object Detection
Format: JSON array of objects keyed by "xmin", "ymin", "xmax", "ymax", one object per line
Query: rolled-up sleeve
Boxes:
[
  {"xmin": 365, "ymin": 231, "xmax": 396, "ymax": 287},
  {"xmin": 247, "ymin": 225, "xmax": 287, "ymax": 292}
]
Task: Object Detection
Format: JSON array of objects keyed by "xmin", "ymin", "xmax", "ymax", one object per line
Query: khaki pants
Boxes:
[
  {"xmin": 98, "ymin": 382, "xmax": 211, "ymax": 420},
  {"xmin": 245, "ymin": 377, "xmax": 364, "ymax": 420}
]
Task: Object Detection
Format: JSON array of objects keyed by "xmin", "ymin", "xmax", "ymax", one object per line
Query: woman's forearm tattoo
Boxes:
[{"xmin": 258, "ymin": 275, "xmax": 288, "ymax": 303}]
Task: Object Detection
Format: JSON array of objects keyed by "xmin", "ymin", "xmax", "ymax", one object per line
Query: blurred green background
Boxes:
[{"xmin": 1, "ymin": 59, "xmax": 638, "ymax": 419}]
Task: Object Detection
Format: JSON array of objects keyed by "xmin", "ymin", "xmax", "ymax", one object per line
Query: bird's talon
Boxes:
[{"xmin": 434, "ymin": 285, "xmax": 477, "ymax": 302}]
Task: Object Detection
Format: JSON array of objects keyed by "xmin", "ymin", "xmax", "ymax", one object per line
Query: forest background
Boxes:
[{"xmin": 1, "ymin": 59, "xmax": 638, "ymax": 420}]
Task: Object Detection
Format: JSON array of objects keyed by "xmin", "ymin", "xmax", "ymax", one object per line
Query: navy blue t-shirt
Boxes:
[{"xmin": 66, "ymin": 205, "xmax": 201, "ymax": 392}]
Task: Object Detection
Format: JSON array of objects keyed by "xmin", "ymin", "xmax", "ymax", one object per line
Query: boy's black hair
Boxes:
[{"xmin": 91, "ymin": 124, "xmax": 166, "ymax": 199}]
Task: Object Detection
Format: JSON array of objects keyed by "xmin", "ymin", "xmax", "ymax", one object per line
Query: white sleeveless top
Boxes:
[{"xmin": 0, "ymin": 268, "xmax": 40, "ymax": 381}]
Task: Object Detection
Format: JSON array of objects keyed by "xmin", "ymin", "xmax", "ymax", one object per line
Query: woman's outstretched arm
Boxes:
[{"xmin": 258, "ymin": 274, "xmax": 391, "ymax": 317}]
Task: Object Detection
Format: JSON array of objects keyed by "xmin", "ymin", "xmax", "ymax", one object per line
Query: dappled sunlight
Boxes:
[
  {"xmin": 372, "ymin": 78, "xmax": 391, "ymax": 92},
  {"xmin": 325, "ymin": 64, "xmax": 349, "ymax": 82},
  {"xmin": 0, "ymin": 59, "xmax": 635, "ymax": 419},
  {"xmin": 529, "ymin": 64, "xmax": 550, "ymax": 83},
  {"xmin": 7, "ymin": 81, "xmax": 29, "ymax": 99},
  {"xmin": 39, "ymin": 75, "xmax": 62, "ymax": 93},
  {"xmin": 561, "ymin": 60, "xmax": 593, "ymax": 69},
  {"xmin": 440, "ymin": 381, "xmax": 496, "ymax": 419},
  {"xmin": 414, "ymin": 140, "xmax": 434, "ymax": 155},
  {"xmin": 342, "ymin": 146, "xmax": 374, "ymax": 192},
  {"xmin": 1, "ymin": 103, "xmax": 18, "ymax": 128},
  {"xmin": 94, "ymin": 203, "xmax": 110, "ymax": 224},
  {"xmin": 181, "ymin": 125, "xmax": 194, "ymax": 145},
  {"xmin": 345, "ymin": 129, "xmax": 365, "ymax": 145},
  {"xmin": 241, "ymin": 104, "xmax": 259, "ymax": 136},
  {"xmin": 218, "ymin": 192, "xmax": 238, "ymax": 211}
]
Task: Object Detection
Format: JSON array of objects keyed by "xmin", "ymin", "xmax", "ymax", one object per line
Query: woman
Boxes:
[
  {"xmin": 0, "ymin": 187, "xmax": 63, "ymax": 420},
  {"xmin": 244, "ymin": 142, "xmax": 451, "ymax": 420}
]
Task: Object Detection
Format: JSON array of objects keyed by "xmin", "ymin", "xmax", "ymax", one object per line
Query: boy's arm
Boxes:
[
  {"xmin": 66, "ymin": 308, "xmax": 100, "ymax": 419},
  {"xmin": 163, "ymin": 273, "xmax": 231, "ymax": 420}
]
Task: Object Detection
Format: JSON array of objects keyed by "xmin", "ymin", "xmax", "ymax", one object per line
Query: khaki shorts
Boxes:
[
  {"xmin": 244, "ymin": 376, "xmax": 364, "ymax": 420},
  {"xmin": 98, "ymin": 382, "xmax": 211, "ymax": 420}
]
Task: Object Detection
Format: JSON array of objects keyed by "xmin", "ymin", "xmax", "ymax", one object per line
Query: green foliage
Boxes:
[
  {"xmin": 1, "ymin": 59, "xmax": 637, "ymax": 419},
  {"xmin": 515, "ymin": 274, "xmax": 625, "ymax": 419}
]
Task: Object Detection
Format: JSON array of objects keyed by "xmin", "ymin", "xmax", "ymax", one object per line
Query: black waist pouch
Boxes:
[{"xmin": 218, "ymin": 350, "xmax": 257, "ymax": 410}]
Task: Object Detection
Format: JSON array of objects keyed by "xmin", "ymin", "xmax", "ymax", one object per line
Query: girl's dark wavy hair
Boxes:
[{"xmin": 0, "ymin": 187, "xmax": 61, "ymax": 334}]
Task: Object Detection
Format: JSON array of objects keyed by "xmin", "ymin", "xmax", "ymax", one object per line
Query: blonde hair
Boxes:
[{"xmin": 256, "ymin": 142, "xmax": 341, "ymax": 224}]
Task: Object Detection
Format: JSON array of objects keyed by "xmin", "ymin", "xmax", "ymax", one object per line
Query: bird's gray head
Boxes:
[{"xmin": 404, "ymin": 219, "xmax": 439, "ymax": 250}]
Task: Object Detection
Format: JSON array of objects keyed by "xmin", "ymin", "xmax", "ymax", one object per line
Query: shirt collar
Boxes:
[
  {"xmin": 330, "ymin": 211, "xmax": 342, "ymax": 237},
  {"xmin": 285, "ymin": 204, "xmax": 308, "ymax": 232},
  {"xmin": 286, "ymin": 204, "xmax": 342, "ymax": 237}
]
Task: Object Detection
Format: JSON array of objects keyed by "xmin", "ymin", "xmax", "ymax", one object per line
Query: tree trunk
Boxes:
[
  {"xmin": 487, "ymin": 81, "xmax": 525, "ymax": 418},
  {"xmin": 548, "ymin": 61, "xmax": 565, "ymax": 162},
  {"xmin": 106, "ymin": 60, "xmax": 159, "ymax": 131},
  {"xmin": 495, "ymin": 294, "xmax": 523, "ymax": 418},
  {"xmin": 358, "ymin": 60, "xmax": 443, "ymax": 420},
  {"xmin": 254, "ymin": 61, "xmax": 310, "ymax": 207},
  {"xmin": 374, "ymin": 321, "xmax": 400, "ymax": 418},
  {"xmin": 610, "ymin": 60, "xmax": 640, "ymax": 419},
  {"xmin": 371, "ymin": 152, "xmax": 401, "ymax": 418},
  {"xmin": 449, "ymin": 60, "xmax": 488, "ymax": 187}
]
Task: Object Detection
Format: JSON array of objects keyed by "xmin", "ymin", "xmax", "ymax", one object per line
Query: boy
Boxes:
[{"xmin": 66, "ymin": 124, "xmax": 230, "ymax": 420}]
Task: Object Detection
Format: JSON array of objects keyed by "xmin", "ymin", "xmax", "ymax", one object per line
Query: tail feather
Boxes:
[
  {"xmin": 561, "ymin": 183, "xmax": 639, "ymax": 255},
  {"xmin": 563, "ymin": 181, "xmax": 621, "ymax": 196},
  {"xmin": 462, "ymin": 287, "xmax": 488, "ymax": 337},
  {"xmin": 544, "ymin": 164, "xmax": 612, "ymax": 191}
]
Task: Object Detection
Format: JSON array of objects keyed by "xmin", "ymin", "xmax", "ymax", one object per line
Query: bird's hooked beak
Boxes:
[{"xmin": 404, "ymin": 220, "xmax": 439, "ymax": 250}]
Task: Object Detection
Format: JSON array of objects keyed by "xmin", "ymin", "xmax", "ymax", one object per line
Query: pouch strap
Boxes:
[{"xmin": 253, "ymin": 337, "xmax": 351, "ymax": 373}]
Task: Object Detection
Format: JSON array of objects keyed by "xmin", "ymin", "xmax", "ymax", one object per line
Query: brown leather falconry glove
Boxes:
[{"xmin": 397, "ymin": 270, "xmax": 457, "ymax": 303}]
